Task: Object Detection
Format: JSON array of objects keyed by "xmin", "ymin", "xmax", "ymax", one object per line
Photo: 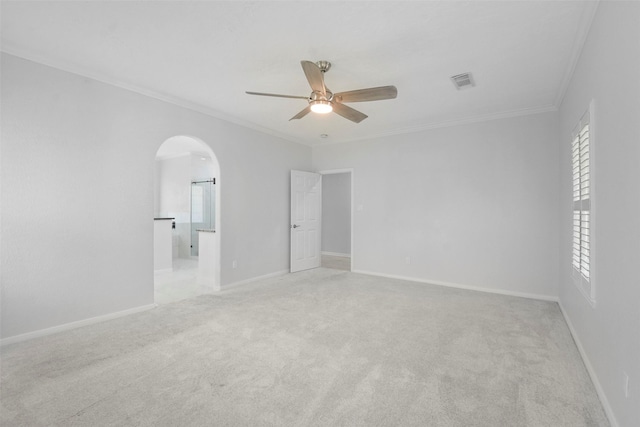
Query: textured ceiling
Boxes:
[{"xmin": 1, "ymin": 1, "xmax": 598, "ymax": 146}]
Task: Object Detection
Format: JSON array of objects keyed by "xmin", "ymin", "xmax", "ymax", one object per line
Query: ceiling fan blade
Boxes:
[
  {"xmin": 246, "ymin": 91, "xmax": 308, "ymax": 100},
  {"xmin": 301, "ymin": 61, "xmax": 326, "ymax": 95},
  {"xmin": 331, "ymin": 102, "xmax": 368, "ymax": 123},
  {"xmin": 334, "ymin": 86, "xmax": 398, "ymax": 103},
  {"xmin": 289, "ymin": 106, "xmax": 311, "ymax": 121}
]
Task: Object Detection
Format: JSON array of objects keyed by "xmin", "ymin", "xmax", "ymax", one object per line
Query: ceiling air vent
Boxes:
[{"xmin": 451, "ymin": 72, "xmax": 475, "ymax": 90}]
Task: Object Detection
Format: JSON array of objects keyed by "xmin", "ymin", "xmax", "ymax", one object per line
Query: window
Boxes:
[{"xmin": 572, "ymin": 103, "xmax": 594, "ymax": 304}]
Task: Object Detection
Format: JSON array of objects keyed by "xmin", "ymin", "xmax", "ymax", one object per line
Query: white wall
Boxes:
[
  {"xmin": 0, "ymin": 53, "xmax": 311, "ymax": 339},
  {"xmin": 321, "ymin": 173, "xmax": 351, "ymax": 255},
  {"xmin": 313, "ymin": 112, "xmax": 560, "ymax": 299},
  {"xmin": 558, "ymin": 2, "xmax": 640, "ymax": 426}
]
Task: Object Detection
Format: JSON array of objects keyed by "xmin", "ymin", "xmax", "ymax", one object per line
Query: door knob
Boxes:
[{"xmin": 291, "ymin": 224, "xmax": 301, "ymax": 228}]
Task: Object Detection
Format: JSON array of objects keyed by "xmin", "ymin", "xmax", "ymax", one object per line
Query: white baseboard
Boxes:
[
  {"xmin": 222, "ymin": 269, "xmax": 289, "ymax": 290},
  {"xmin": 321, "ymin": 251, "xmax": 351, "ymax": 258},
  {"xmin": 352, "ymin": 269, "xmax": 559, "ymax": 302},
  {"xmin": 558, "ymin": 302, "xmax": 619, "ymax": 427},
  {"xmin": 1, "ymin": 303, "xmax": 157, "ymax": 347}
]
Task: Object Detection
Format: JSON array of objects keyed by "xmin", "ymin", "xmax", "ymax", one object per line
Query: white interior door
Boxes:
[{"xmin": 290, "ymin": 170, "xmax": 322, "ymax": 272}]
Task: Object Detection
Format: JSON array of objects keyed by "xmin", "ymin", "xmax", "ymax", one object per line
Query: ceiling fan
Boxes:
[{"xmin": 246, "ymin": 60, "xmax": 397, "ymax": 123}]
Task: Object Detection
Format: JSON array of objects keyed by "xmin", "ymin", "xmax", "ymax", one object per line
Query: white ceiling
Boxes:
[{"xmin": 1, "ymin": 1, "xmax": 598, "ymax": 146}]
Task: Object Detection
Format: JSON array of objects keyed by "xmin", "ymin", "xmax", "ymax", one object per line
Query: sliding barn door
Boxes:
[{"xmin": 290, "ymin": 170, "xmax": 322, "ymax": 272}]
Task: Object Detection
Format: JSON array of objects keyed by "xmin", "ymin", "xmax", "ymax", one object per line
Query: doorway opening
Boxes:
[
  {"xmin": 190, "ymin": 178, "xmax": 216, "ymax": 256},
  {"xmin": 320, "ymin": 169, "xmax": 353, "ymax": 271},
  {"xmin": 153, "ymin": 136, "xmax": 221, "ymax": 304}
]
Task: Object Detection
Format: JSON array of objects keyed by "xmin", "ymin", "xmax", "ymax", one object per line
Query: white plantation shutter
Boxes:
[{"xmin": 572, "ymin": 106, "xmax": 594, "ymax": 303}]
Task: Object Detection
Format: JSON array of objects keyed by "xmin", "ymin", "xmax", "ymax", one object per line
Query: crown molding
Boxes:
[
  {"xmin": 316, "ymin": 104, "xmax": 558, "ymax": 147},
  {"xmin": 0, "ymin": 47, "xmax": 311, "ymax": 146},
  {"xmin": 3, "ymin": 47, "xmax": 561, "ymax": 148},
  {"xmin": 553, "ymin": 0, "xmax": 600, "ymax": 108}
]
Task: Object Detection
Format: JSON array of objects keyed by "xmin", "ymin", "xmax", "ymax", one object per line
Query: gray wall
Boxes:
[
  {"xmin": 313, "ymin": 112, "xmax": 560, "ymax": 300},
  {"xmin": 321, "ymin": 173, "xmax": 351, "ymax": 256},
  {"xmin": 558, "ymin": 2, "xmax": 640, "ymax": 426},
  {"xmin": 1, "ymin": 53, "xmax": 312, "ymax": 339}
]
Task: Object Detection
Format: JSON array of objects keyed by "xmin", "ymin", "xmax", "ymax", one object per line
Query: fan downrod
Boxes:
[{"xmin": 316, "ymin": 60, "xmax": 331, "ymax": 73}]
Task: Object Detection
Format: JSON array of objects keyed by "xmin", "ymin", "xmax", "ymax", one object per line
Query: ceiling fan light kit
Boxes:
[
  {"xmin": 246, "ymin": 60, "xmax": 397, "ymax": 123},
  {"xmin": 310, "ymin": 100, "xmax": 332, "ymax": 114}
]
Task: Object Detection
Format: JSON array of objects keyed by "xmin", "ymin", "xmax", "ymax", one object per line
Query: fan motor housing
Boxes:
[{"xmin": 310, "ymin": 90, "xmax": 333, "ymax": 102}]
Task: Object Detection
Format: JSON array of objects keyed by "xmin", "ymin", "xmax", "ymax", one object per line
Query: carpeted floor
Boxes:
[
  {"xmin": 1, "ymin": 268, "xmax": 609, "ymax": 426},
  {"xmin": 321, "ymin": 254, "xmax": 351, "ymax": 271}
]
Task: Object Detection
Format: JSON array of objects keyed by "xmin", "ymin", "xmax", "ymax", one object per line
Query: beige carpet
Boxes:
[
  {"xmin": 1, "ymin": 268, "xmax": 609, "ymax": 426},
  {"xmin": 321, "ymin": 254, "xmax": 351, "ymax": 271}
]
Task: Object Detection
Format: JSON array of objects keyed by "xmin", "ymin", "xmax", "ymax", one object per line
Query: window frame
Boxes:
[{"xmin": 571, "ymin": 100, "xmax": 596, "ymax": 306}]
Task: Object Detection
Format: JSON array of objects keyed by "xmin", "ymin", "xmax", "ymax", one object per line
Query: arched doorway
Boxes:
[{"xmin": 153, "ymin": 136, "xmax": 221, "ymax": 304}]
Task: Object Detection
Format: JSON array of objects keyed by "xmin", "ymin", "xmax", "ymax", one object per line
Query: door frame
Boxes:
[{"xmin": 319, "ymin": 168, "xmax": 354, "ymax": 271}]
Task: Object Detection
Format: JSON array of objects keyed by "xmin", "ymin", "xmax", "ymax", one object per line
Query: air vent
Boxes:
[{"xmin": 451, "ymin": 73, "xmax": 475, "ymax": 90}]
